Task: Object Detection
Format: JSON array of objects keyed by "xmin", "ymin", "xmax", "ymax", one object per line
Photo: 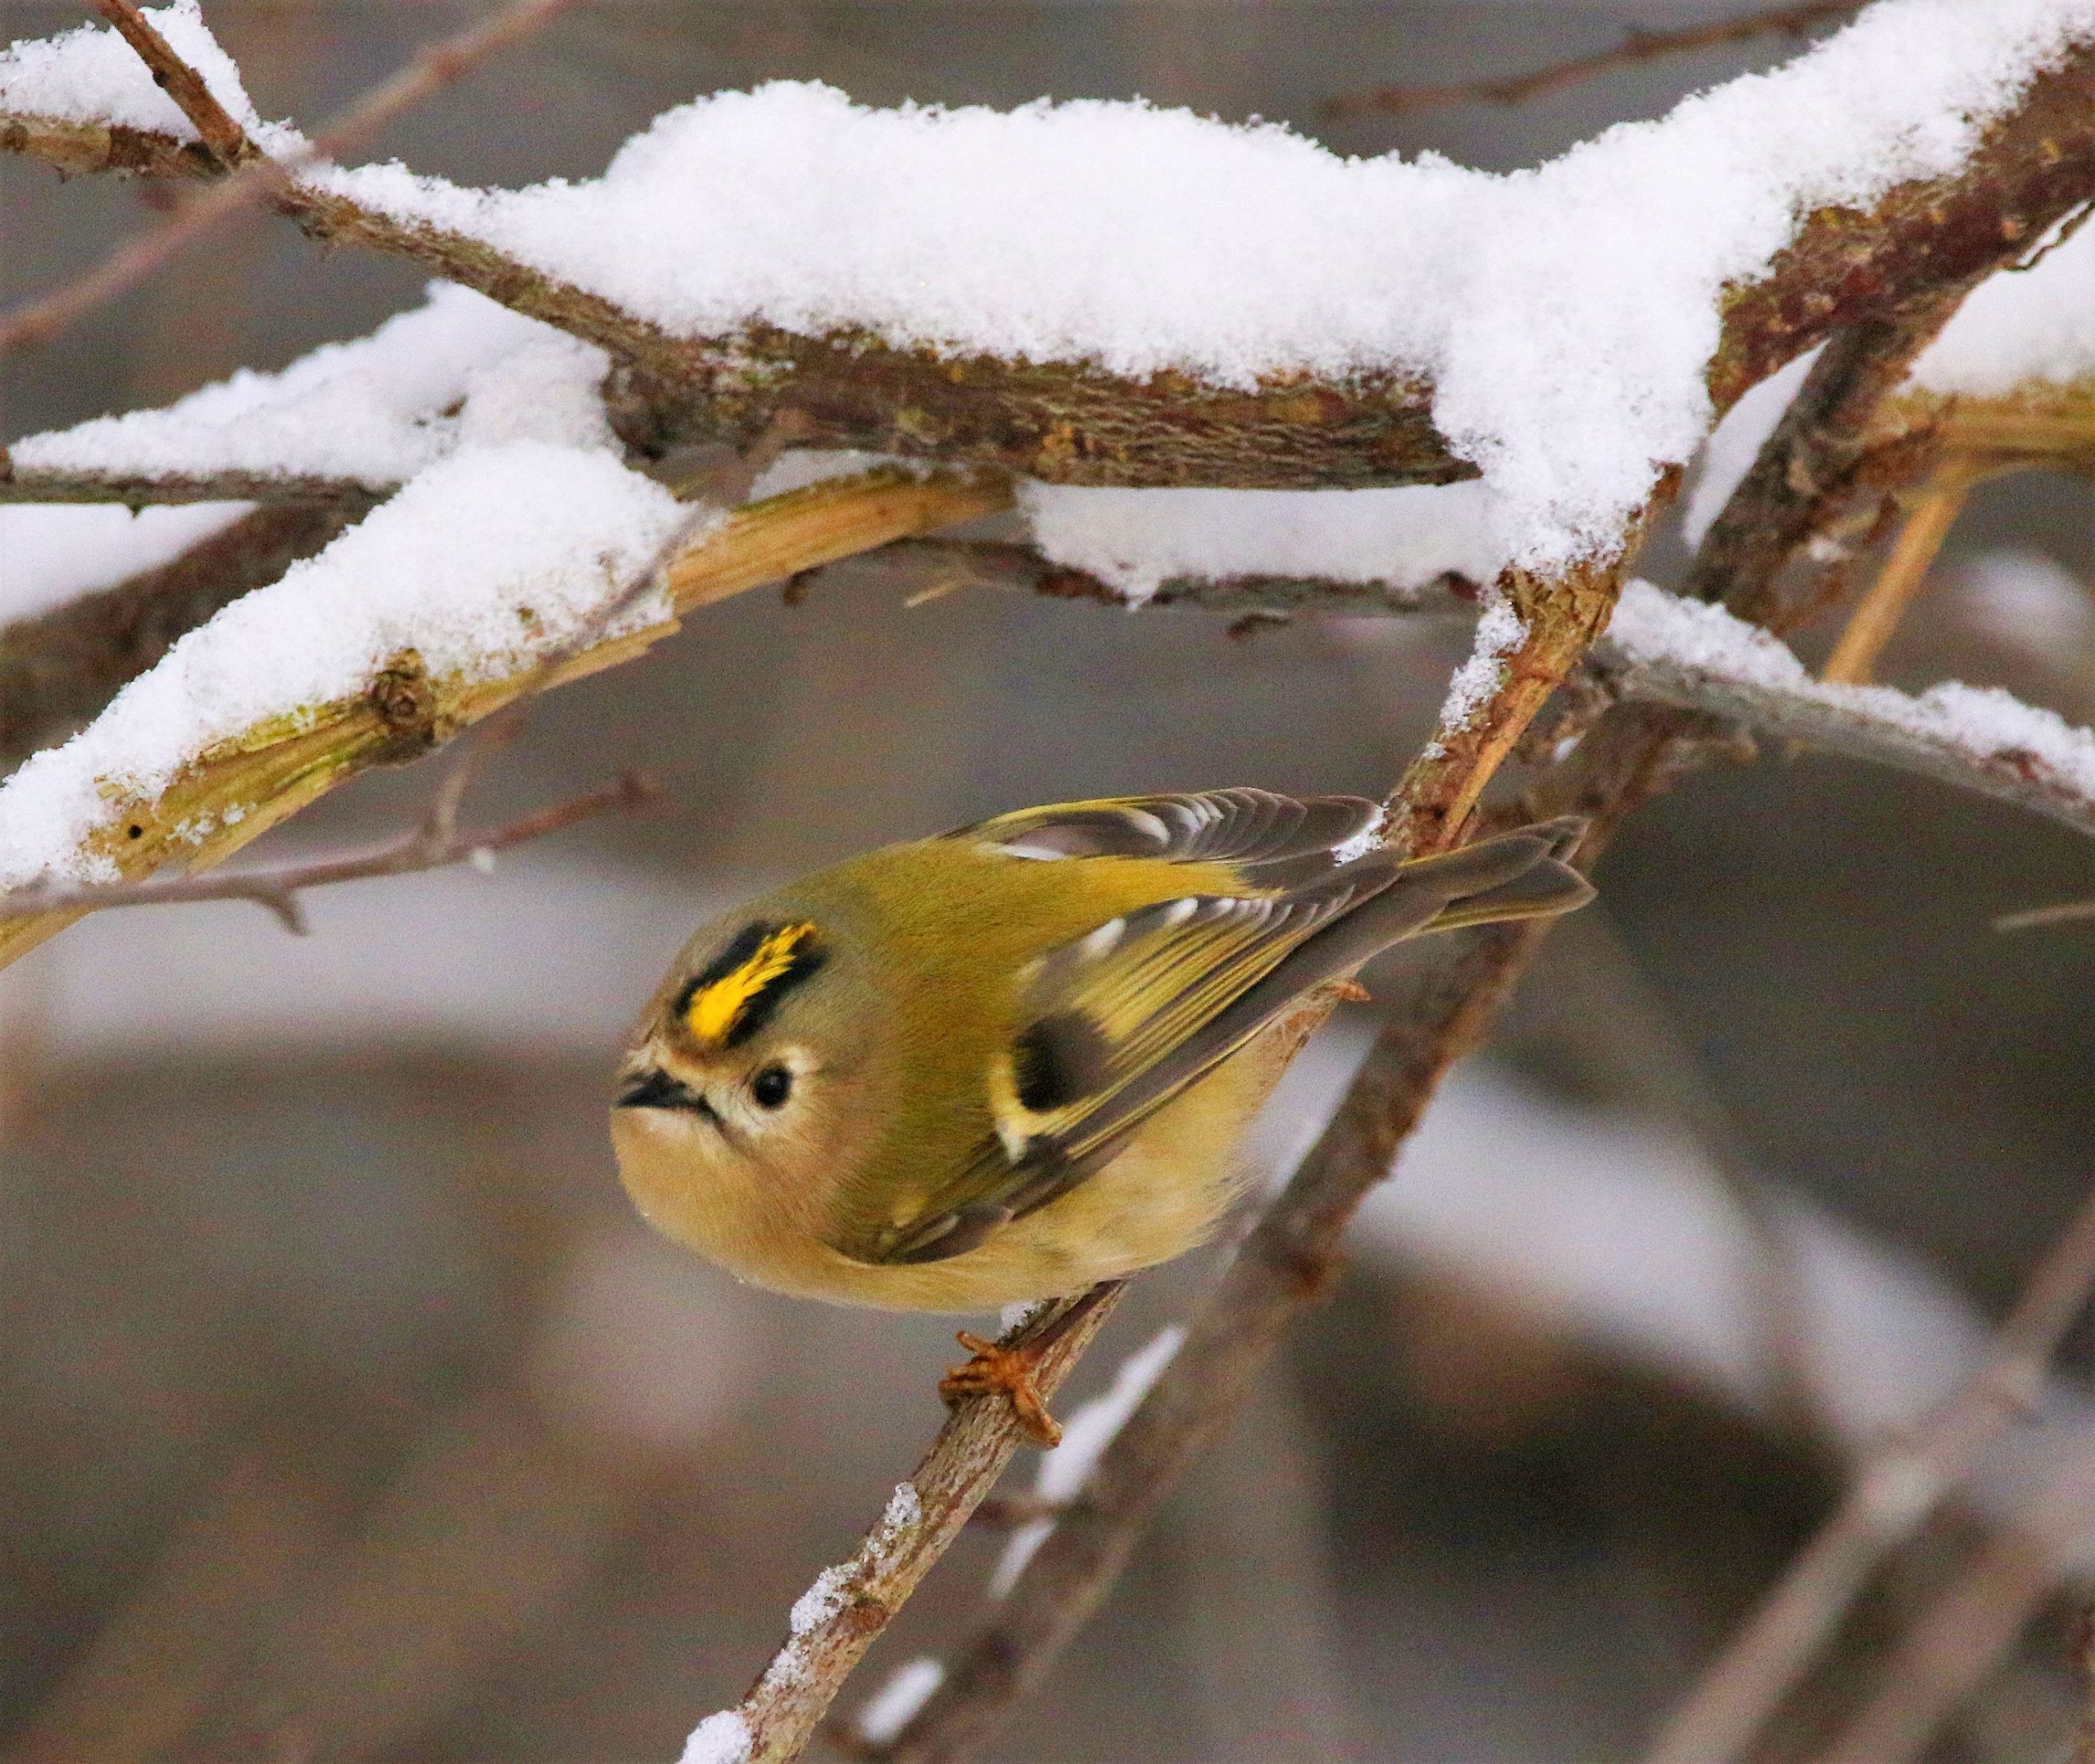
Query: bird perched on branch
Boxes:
[{"xmin": 611, "ymin": 789, "xmax": 1592, "ymax": 1442}]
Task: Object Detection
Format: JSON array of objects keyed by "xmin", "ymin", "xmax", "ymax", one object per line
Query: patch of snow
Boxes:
[
  {"xmin": 854, "ymin": 1658, "xmax": 944, "ymax": 1745},
  {"xmin": 679, "ymin": 1710, "xmax": 751, "ymax": 1764},
  {"xmin": 1958, "ymin": 548, "xmax": 2095, "ymax": 656},
  {"xmin": 0, "ymin": 0, "xmax": 257, "ymax": 138},
  {"xmin": 0, "ymin": 502, "xmax": 250, "ymax": 625},
  {"xmin": 1020, "ymin": 480, "xmax": 1499, "ymax": 605},
  {"xmin": 1912, "ymin": 211, "xmax": 2095, "ymax": 394},
  {"xmin": 1683, "ymin": 348, "xmax": 1819, "ymax": 547},
  {"xmin": 1422, "ymin": 582, "xmax": 1524, "ymax": 754},
  {"xmin": 294, "ymin": 1, "xmax": 2095, "ymax": 569},
  {"xmin": 991, "ymin": 1324, "xmax": 1184, "ymax": 1596},
  {"xmin": 10, "ymin": 284, "xmax": 596, "ymax": 492},
  {"xmin": 788, "ymin": 1564, "xmax": 849, "ymax": 1637},
  {"xmin": 0, "ymin": 442, "xmax": 689, "ymax": 889},
  {"xmin": 1603, "ymin": 578, "xmax": 2095, "ymax": 807}
]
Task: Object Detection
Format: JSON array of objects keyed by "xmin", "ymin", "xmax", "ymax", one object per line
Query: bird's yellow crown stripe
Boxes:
[{"xmin": 686, "ymin": 922, "xmax": 819, "ymax": 1046}]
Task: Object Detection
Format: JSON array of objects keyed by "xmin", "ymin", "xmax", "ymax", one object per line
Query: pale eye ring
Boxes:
[{"xmin": 751, "ymin": 1064, "xmax": 793, "ymax": 1109}]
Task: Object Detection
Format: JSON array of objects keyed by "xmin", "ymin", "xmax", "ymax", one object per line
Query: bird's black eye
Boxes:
[{"xmin": 751, "ymin": 1064, "xmax": 793, "ymax": 1109}]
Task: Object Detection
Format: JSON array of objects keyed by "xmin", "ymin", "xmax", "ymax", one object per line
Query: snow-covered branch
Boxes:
[
  {"xmin": 0, "ymin": 466, "xmax": 1008, "ymax": 973},
  {"xmin": 7, "ymin": 1, "xmax": 2094, "ymax": 524},
  {"xmin": 1596, "ymin": 581, "xmax": 2095, "ymax": 847},
  {"xmin": 1, "ymin": 503, "xmax": 352, "ymax": 767}
]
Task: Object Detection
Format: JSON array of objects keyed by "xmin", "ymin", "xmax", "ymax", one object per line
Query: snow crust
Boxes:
[
  {"xmin": 1604, "ymin": 579, "xmax": 2095, "ymax": 804},
  {"xmin": 0, "ymin": 443, "xmax": 688, "ymax": 888},
  {"xmin": 0, "ymin": 502, "xmax": 249, "ymax": 626},
  {"xmin": 296, "ymin": 0, "xmax": 2095, "ymax": 569},
  {"xmin": 991, "ymin": 1324, "xmax": 1184, "ymax": 1596},
  {"xmin": 1912, "ymin": 212, "xmax": 2095, "ymax": 394},
  {"xmin": 0, "ymin": 0, "xmax": 257, "ymax": 137},
  {"xmin": 1021, "ymin": 480, "xmax": 1498, "ymax": 604},
  {"xmin": 10, "ymin": 284, "xmax": 603, "ymax": 491}
]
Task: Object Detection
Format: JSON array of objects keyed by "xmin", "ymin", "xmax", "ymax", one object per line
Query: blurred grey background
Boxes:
[{"xmin": 3, "ymin": 4, "xmax": 2094, "ymax": 1760}]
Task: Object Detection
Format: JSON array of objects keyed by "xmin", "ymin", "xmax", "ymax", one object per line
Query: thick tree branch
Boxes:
[
  {"xmin": 1, "ymin": 503, "xmax": 355, "ymax": 768},
  {"xmin": 5, "ymin": 28, "xmax": 2089, "ymax": 488},
  {"xmin": 0, "ymin": 461, "xmax": 385, "ymax": 506},
  {"xmin": 1324, "ymin": 1, "xmax": 1859, "ymax": 121}
]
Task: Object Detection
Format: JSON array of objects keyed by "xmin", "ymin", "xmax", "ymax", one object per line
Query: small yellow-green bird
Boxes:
[{"xmin": 611, "ymin": 790, "xmax": 1590, "ymax": 1436}]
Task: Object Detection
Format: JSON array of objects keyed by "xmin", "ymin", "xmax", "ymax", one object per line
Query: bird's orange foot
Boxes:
[
  {"xmin": 940, "ymin": 1331, "xmax": 1064, "ymax": 1447},
  {"xmin": 1327, "ymin": 978, "xmax": 1372, "ymax": 1004}
]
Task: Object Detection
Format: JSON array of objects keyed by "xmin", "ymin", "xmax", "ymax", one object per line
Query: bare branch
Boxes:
[
  {"xmin": 1324, "ymin": 1, "xmax": 1859, "ymax": 121},
  {"xmin": 1820, "ymin": 458, "xmax": 1975, "ymax": 685},
  {"xmin": 0, "ymin": 0, "xmax": 579, "ymax": 358},
  {"xmin": 1684, "ymin": 288, "xmax": 1985, "ymax": 626},
  {"xmin": 1642, "ymin": 1180, "xmax": 2095, "ymax": 1764},
  {"xmin": 84, "ymin": 0, "xmax": 253, "ymax": 165},
  {"xmin": 1, "ymin": 503, "xmax": 355, "ymax": 768},
  {"xmin": 0, "ymin": 768, "xmax": 652, "ymax": 931},
  {"xmin": 1802, "ymin": 1471, "xmax": 2088, "ymax": 1764},
  {"xmin": 1996, "ymin": 897, "xmax": 2095, "ymax": 932},
  {"xmin": 838, "ymin": 536, "xmax": 1478, "ymax": 619}
]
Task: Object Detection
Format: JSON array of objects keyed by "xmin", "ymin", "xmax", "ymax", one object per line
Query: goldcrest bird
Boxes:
[{"xmin": 611, "ymin": 792, "xmax": 1592, "ymax": 1380}]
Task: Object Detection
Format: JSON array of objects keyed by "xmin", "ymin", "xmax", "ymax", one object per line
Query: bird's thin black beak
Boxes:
[{"xmin": 614, "ymin": 1068, "xmax": 717, "ymax": 1118}]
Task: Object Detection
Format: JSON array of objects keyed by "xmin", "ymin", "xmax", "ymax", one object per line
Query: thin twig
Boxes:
[
  {"xmin": 1324, "ymin": 1, "xmax": 1859, "ymax": 120},
  {"xmin": 0, "ymin": 769, "xmax": 653, "ymax": 932},
  {"xmin": 685, "ymin": 1287, "xmax": 1125, "ymax": 1764},
  {"xmin": 1801, "ymin": 1470, "xmax": 2086, "ymax": 1764},
  {"xmin": 1642, "ymin": 1177, "xmax": 2095, "ymax": 1764},
  {"xmin": 85, "ymin": 0, "xmax": 254, "ymax": 165},
  {"xmin": 839, "ymin": 536, "xmax": 1476, "ymax": 619},
  {"xmin": 1820, "ymin": 459, "xmax": 1975, "ymax": 685},
  {"xmin": 0, "ymin": 462, "xmax": 388, "ymax": 506},
  {"xmin": 0, "ymin": 0, "xmax": 578, "ymax": 356},
  {"xmin": 1995, "ymin": 898, "xmax": 2095, "ymax": 932}
]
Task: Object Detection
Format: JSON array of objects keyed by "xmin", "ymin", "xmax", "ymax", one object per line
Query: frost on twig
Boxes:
[{"xmin": 1595, "ymin": 581, "xmax": 2095, "ymax": 847}]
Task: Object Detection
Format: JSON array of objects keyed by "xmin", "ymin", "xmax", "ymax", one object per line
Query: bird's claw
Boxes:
[{"xmin": 940, "ymin": 1330, "xmax": 1064, "ymax": 1447}]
